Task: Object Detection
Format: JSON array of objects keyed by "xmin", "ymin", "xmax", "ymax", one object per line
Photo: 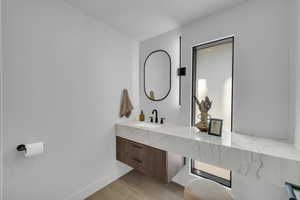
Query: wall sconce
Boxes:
[{"xmin": 178, "ymin": 36, "xmax": 186, "ymax": 106}]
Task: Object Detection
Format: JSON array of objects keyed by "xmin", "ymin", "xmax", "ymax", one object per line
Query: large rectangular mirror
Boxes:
[{"xmin": 192, "ymin": 37, "xmax": 234, "ymax": 131}]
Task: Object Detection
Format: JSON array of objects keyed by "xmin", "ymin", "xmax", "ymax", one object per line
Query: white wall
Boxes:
[
  {"xmin": 186, "ymin": 0, "xmax": 291, "ymax": 140},
  {"xmin": 294, "ymin": 0, "xmax": 300, "ymax": 150},
  {"xmin": 2, "ymin": 0, "xmax": 138, "ymax": 199},
  {"xmin": 141, "ymin": 0, "xmax": 292, "ymax": 141},
  {"xmin": 0, "ymin": 0, "xmax": 3, "ymax": 199},
  {"xmin": 140, "ymin": 30, "xmax": 181, "ymax": 124},
  {"xmin": 140, "ymin": 0, "xmax": 292, "ymax": 199}
]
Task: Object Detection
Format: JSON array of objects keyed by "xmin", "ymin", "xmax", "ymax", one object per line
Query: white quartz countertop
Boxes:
[
  {"xmin": 117, "ymin": 121, "xmax": 300, "ymax": 162},
  {"xmin": 115, "ymin": 121, "xmax": 300, "ymax": 186}
]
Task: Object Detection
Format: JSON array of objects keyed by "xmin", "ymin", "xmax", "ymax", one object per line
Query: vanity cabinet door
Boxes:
[
  {"xmin": 144, "ymin": 147, "xmax": 167, "ymax": 183},
  {"xmin": 143, "ymin": 146, "xmax": 156, "ymax": 177},
  {"xmin": 153, "ymin": 148, "xmax": 167, "ymax": 183}
]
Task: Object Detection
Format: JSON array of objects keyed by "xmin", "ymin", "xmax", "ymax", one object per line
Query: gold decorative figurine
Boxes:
[{"xmin": 194, "ymin": 96, "xmax": 212, "ymax": 132}]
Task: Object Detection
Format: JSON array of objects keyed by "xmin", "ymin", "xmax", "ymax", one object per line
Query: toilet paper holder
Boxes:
[
  {"xmin": 16, "ymin": 144, "xmax": 26, "ymax": 152},
  {"xmin": 16, "ymin": 142, "xmax": 44, "ymax": 157}
]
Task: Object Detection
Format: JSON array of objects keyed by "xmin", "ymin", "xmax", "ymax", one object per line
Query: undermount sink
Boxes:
[{"xmin": 132, "ymin": 122, "xmax": 161, "ymax": 129}]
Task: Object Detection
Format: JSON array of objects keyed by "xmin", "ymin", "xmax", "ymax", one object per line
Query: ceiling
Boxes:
[{"xmin": 64, "ymin": 0, "xmax": 247, "ymax": 41}]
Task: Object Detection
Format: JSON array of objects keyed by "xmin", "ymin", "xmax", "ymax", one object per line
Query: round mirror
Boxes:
[{"xmin": 144, "ymin": 50, "xmax": 171, "ymax": 101}]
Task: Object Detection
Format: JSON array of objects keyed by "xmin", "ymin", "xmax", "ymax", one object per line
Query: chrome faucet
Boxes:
[{"xmin": 152, "ymin": 109, "xmax": 159, "ymax": 123}]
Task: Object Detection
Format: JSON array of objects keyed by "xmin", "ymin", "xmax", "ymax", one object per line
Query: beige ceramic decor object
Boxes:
[{"xmin": 194, "ymin": 96, "xmax": 212, "ymax": 132}]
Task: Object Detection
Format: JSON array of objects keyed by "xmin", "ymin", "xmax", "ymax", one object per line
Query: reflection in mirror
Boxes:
[
  {"xmin": 196, "ymin": 42, "xmax": 232, "ymax": 131},
  {"xmin": 192, "ymin": 37, "xmax": 233, "ymax": 131},
  {"xmin": 144, "ymin": 50, "xmax": 171, "ymax": 101}
]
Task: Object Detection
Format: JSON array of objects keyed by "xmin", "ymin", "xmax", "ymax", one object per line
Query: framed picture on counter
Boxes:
[{"xmin": 208, "ymin": 119, "xmax": 223, "ymax": 137}]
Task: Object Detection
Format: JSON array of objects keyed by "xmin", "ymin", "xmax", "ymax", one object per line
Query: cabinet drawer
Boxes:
[
  {"xmin": 128, "ymin": 142, "xmax": 145, "ymax": 160},
  {"xmin": 128, "ymin": 157, "xmax": 146, "ymax": 174},
  {"xmin": 127, "ymin": 141, "xmax": 147, "ymax": 174}
]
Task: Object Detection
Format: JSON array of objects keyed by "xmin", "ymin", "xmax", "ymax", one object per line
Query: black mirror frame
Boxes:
[{"xmin": 144, "ymin": 50, "xmax": 172, "ymax": 101}]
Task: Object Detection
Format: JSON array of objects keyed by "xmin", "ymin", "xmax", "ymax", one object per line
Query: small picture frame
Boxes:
[{"xmin": 208, "ymin": 119, "xmax": 223, "ymax": 137}]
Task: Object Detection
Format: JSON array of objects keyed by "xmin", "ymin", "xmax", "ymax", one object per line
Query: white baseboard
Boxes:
[{"xmin": 65, "ymin": 165, "xmax": 133, "ymax": 200}]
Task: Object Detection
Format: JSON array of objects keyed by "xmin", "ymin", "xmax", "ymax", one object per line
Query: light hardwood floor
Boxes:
[{"xmin": 86, "ymin": 170, "xmax": 184, "ymax": 200}]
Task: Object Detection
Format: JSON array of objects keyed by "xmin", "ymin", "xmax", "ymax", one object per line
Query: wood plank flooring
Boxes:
[{"xmin": 86, "ymin": 170, "xmax": 184, "ymax": 200}]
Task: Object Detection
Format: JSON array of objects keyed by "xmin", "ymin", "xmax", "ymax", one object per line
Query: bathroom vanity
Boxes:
[
  {"xmin": 116, "ymin": 121, "xmax": 300, "ymax": 187},
  {"xmin": 116, "ymin": 136, "xmax": 184, "ymax": 183}
]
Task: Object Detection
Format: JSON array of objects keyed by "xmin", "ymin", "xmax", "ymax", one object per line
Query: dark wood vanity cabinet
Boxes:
[{"xmin": 116, "ymin": 136, "xmax": 184, "ymax": 184}]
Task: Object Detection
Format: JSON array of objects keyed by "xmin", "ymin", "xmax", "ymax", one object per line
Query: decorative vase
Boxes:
[
  {"xmin": 193, "ymin": 96, "xmax": 212, "ymax": 132},
  {"xmin": 195, "ymin": 112, "xmax": 209, "ymax": 132}
]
